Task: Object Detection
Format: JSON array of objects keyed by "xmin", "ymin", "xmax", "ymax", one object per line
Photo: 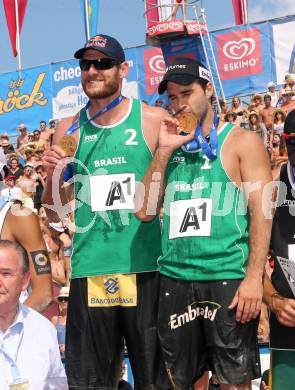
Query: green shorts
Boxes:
[{"xmin": 271, "ymin": 349, "xmax": 295, "ymax": 390}]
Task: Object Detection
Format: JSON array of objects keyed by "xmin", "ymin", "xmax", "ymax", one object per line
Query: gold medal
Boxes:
[
  {"xmin": 177, "ymin": 112, "xmax": 197, "ymax": 134},
  {"xmin": 59, "ymin": 135, "xmax": 77, "ymax": 156}
]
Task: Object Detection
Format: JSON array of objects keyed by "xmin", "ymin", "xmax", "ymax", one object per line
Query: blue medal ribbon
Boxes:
[
  {"xmin": 182, "ymin": 113, "xmax": 219, "ymax": 160},
  {"xmin": 65, "ymin": 95, "xmax": 124, "ymax": 135}
]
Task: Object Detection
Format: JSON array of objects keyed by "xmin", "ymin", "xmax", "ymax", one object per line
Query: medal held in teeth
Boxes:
[
  {"xmin": 177, "ymin": 112, "xmax": 197, "ymax": 134},
  {"xmin": 59, "ymin": 135, "xmax": 77, "ymax": 157}
]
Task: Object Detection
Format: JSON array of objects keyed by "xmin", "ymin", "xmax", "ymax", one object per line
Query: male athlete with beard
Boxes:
[
  {"xmin": 136, "ymin": 58, "xmax": 273, "ymax": 389},
  {"xmin": 42, "ymin": 34, "xmax": 170, "ymax": 389}
]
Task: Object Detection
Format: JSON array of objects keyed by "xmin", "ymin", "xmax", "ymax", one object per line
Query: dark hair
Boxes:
[
  {"xmin": 284, "ymin": 109, "xmax": 295, "ymax": 135},
  {"xmin": 0, "ymin": 240, "xmax": 29, "ymax": 274},
  {"xmin": 195, "ymin": 78, "xmax": 209, "ymax": 92},
  {"xmin": 40, "ymin": 120, "xmax": 46, "ymax": 125},
  {"xmin": 264, "ymin": 94, "xmax": 271, "ymax": 101}
]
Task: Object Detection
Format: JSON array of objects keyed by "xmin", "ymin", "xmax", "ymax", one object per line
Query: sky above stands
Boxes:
[{"xmin": 0, "ymin": 0, "xmax": 294, "ymax": 73}]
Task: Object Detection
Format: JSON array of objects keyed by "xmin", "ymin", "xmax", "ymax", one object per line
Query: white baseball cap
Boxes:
[{"xmin": 267, "ymin": 81, "xmax": 275, "ymax": 88}]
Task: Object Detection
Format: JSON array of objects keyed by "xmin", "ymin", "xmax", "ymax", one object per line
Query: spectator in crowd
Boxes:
[
  {"xmin": 51, "ymin": 286, "xmax": 69, "ymax": 365},
  {"xmin": 1, "ymin": 176, "xmax": 22, "ymax": 202},
  {"xmin": 118, "ymin": 362, "xmax": 133, "ymax": 389},
  {"xmin": 48, "ymin": 119, "xmax": 56, "ymax": 146},
  {"xmin": 284, "ymin": 75, "xmax": 295, "ymax": 94},
  {"xmin": 16, "ymin": 162, "xmax": 37, "ymax": 212},
  {"xmin": 59, "ymin": 222, "xmax": 72, "ymax": 284},
  {"xmin": 43, "ymin": 33, "xmax": 169, "ymax": 389},
  {"xmin": 39, "ymin": 120, "xmax": 53, "ymax": 144},
  {"xmin": 260, "ymin": 370, "xmax": 269, "ymax": 390},
  {"xmin": 16, "ymin": 123, "xmax": 29, "ymax": 149},
  {"xmin": 33, "ymin": 164, "xmax": 47, "ymax": 213},
  {"xmin": 137, "ymin": 57, "xmax": 273, "ymax": 388},
  {"xmin": 263, "ymin": 109, "xmax": 295, "ymax": 390},
  {"xmin": 266, "ymin": 81, "xmax": 278, "ymax": 107},
  {"xmin": 218, "ymin": 99, "xmax": 228, "ymax": 121},
  {"xmin": 280, "ymin": 89, "xmax": 295, "ymax": 114},
  {"xmin": 43, "ymin": 221, "xmax": 68, "ymax": 286},
  {"xmin": 154, "ymin": 98, "xmax": 163, "ymax": 107},
  {"xmin": 230, "ymin": 96, "xmax": 248, "ymax": 127},
  {"xmin": 224, "ymin": 110, "xmax": 237, "ymax": 124},
  {"xmin": 248, "ymin": 111, "xmax": 267, "ymax": 143},
  {"xmin": 272, "ymin": 108, "xmax": 286, "ymax": 135},
  {"xmin": 0, "ymin": 133, "xmax": 15, "ymax": 156},
  {"xmin": 248, "ymin": 93, "xmax": 264, "ymax": 114},
  {"xmin": 0, "ymin": 240, "xmax": 67, "ymax": 389},
  {"xmin": 171, "ymin": 0, "xmax": 187, "ymax": 20},
  {"xmin": 7, "ymin": 157, "xmax": 24, "ymax": 180},
  {"xmin": 33, "ymin": 129, "xmax": 48, "ymax": 150},
  {"xmin": 260, "ymin": 94, "xmax": 276, "ymax": 133},
  {"xmin": 0, "ymin": 193, "xmax": 53, "ymax": 313},
  {"xmin": 270, "ymin": 133, "xmax": 287, "ymax": 163}
]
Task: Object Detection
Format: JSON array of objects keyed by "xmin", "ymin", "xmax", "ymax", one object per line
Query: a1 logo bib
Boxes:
[
  {"xmin": 90, "ymin": 173, "xmax": 135, "ymax": 211},
  {"xmin": 169, "ymin": 198, "xmax": 212, "ymax": 239}
]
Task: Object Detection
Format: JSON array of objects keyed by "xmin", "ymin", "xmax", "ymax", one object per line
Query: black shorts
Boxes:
[
  {"xmin": 158, "ymin": 275, "xmax": 261, "ymax": 388},
  {"xmin": 66, "ymin": 272, "xmax": 170, "ymax": 390}
]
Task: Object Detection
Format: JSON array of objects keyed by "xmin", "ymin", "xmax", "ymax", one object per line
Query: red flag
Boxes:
[
  {"xmin": 232, "ymin": 0, "xmax": 248, "ymax": 25},
  {"xmin": 3, "ymin": 0, "xmax": 28, "ymax": 57}
]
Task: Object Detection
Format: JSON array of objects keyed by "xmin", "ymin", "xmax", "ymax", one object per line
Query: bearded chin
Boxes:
[{"xmin": 82, "ymin": 78, "xmax": 121, "ymax": 100}]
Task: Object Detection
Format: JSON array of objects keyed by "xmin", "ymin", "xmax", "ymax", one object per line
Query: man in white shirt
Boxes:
[
  {"xmin": 0, "ymin": 240, "xmax": 68, "ymax": 390},
  {"xmin": 1, "ymin": 176, "xmax": 22, "ymax": 202}
]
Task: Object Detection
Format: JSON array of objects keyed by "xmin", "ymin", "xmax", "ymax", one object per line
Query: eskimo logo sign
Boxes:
[
  {"xmin": 217, "ymin": 28, "xmax": 262, "ymax": 80},
  {"xmin": 223, "ymin": 38, "xmax": 255, "ymax": 60}
]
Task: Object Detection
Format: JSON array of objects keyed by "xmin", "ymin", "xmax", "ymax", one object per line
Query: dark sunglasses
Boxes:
[
  {"xmin": 79, "ymin": 58, "xmax": 120, "ymax": 71},
  {"xmin": 58, "ymin": 297, "xmax": 68, "ymax": 302}
]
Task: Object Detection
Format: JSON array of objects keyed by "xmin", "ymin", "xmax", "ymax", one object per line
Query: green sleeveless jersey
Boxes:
[
  {"xmin": 71, "ymin": 98, "xmax": 161, "ymax": 278},
  {"xmin": 160, "ymin": 122, "xmax": 249, "ymax": 281}
]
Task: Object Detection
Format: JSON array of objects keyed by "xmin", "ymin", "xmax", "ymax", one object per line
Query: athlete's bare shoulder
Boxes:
[
  {"xmin": 227, "ymin": 123, "xmax": 265, "ymax": 152},
  {"xmin": 142, "ymin": 104, "xmax": 170, "ymax": 154}
]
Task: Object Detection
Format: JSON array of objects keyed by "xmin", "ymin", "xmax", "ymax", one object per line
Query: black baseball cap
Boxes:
[
  {"xmin": 158, "ymin": 58, "xmax": 211, "ymax": 95},
  {"xmin": 74, "ymin": 34, "xmax": 125, "ymax": 62}
]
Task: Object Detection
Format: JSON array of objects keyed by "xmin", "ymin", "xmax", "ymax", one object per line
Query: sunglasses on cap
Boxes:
[
  {"xmin": 79, "ymin": 58, "xmax": 121, "ymax": 71},
  {"xmin": 282, "ymin": 133, "xmax": 295, "ymax": 145}
]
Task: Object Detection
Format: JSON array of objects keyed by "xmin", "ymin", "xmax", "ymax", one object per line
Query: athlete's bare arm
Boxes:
[
  {"xmin": 42, "ymin": 117, "xmax": 77, "ymax": 222},
  {"xmin": 2, "ymin": 204, "xmax": 53, "ymax": 312},
  {"xmin": 136, "ymin": 114, "xmax": 194, "ymax": 221},
  {"xmin": 263, "ymin": 273, "xmax": 295, "ymax": 327},
  {"xmin": 227, "ymin": 129, "xmax": 273, "ymax": 323}
]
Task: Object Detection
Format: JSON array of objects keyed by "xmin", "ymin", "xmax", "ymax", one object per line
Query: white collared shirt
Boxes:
[{"xmin": 0, "ymin": 303, "xmax": 68, "ymax": 389}]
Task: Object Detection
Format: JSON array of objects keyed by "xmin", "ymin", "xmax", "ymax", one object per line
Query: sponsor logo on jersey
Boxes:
[
  {"xmin": 169, "ymin": 300, "xmax": 221, "ymax": 330},
  {"xmin": 84, "ymin": 134, "xmax": 97, "ymax": 143},
  {"xmin": 104, "ymin": 277, "xmax": 119, "ymax": 294}
]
